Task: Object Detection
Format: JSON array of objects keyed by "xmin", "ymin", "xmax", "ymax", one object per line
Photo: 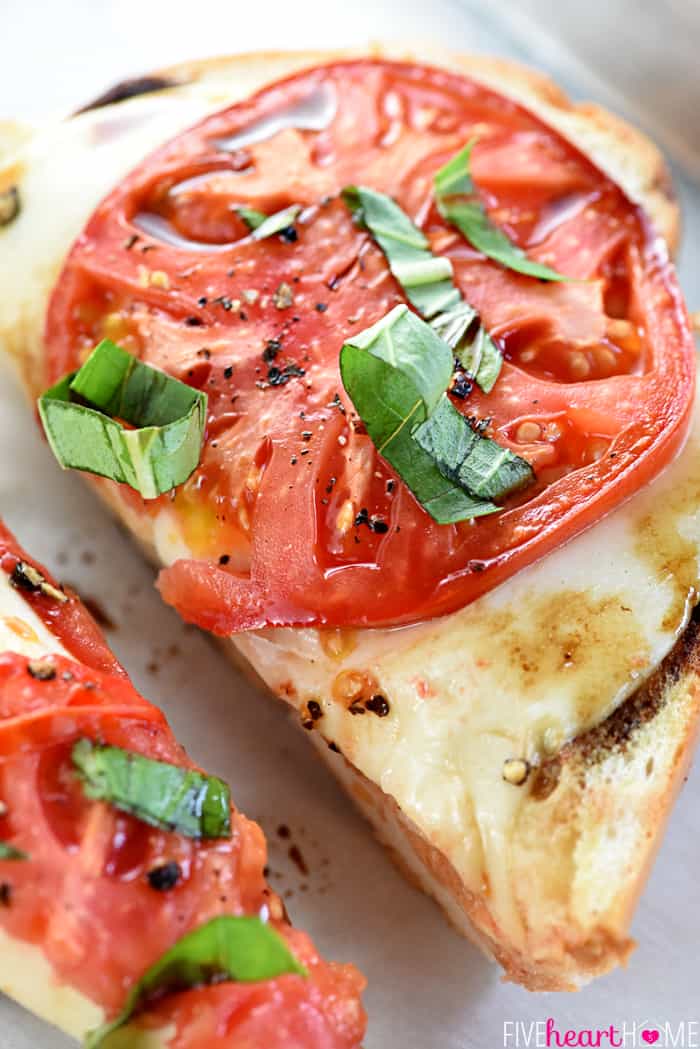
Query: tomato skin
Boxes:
[
  {"xmin": 0, "ymin": 527, "xmax": 366, "ymax": 1047},
  {"xmin": 45, "ymin": 59, "xmax": 696, "ymax": 632},
  {"xmin": 0, "ymin": 522, "xmax": 121, "ymax": 674}
]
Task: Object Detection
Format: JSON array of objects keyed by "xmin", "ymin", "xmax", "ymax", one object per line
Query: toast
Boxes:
[{"xmin": 0, "ymin": 47, "xmax": 697, "ymax": 993}]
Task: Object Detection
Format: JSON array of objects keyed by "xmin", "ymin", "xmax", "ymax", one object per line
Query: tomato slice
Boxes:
[
  {"xmin": 0, "ymin": 522, "xmax": 125, "ymax": 673},
  {"xmin": 45, "ymin": 59, "xmax": 695, "ymax": 631}
]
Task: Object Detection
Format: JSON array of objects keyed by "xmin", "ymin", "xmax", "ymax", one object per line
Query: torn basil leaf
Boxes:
[
  {"xmin": 0, "ymin": 842, "xmax": 27, "ymax": 860},
  {"xmin": 414, "ymin": 396, "xmax": 533, "ymax": 501},
  {"xmin": 238, "ymin": 204, "xmax": 301, "ymax": 240},
  {"xmin": 429, "ymin": 302, "xmax": 502, "ymax": 395},
  {"xmin": 434, "ymin": 140, "xmax": 569, "ymax": 282},
  {"xmin": 342, "ymin": 185, "xmax": 460, "ymax": 320},
  {"xmin": 38, "ymin": 340, "xmax": 207, "ymax": 500},
  {"xmin": 340, "ymin": 306, "xmax": 532, "ymax": 522},
  {"xmin": 342, "ymin": 185, "xmax": 501, "ymax": 392},
  {"xmin": 85, "ymin": 915, "xmax": 306, "ymax": 1048},
  {"xmin": 72, "ymin": 740, "xmax": 231, "ymax": 840}
]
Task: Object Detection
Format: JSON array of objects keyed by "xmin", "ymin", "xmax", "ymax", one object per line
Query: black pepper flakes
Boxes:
[
  {"xmin": 10, "ymin": 561, "xmax": 43, "ymax": 593},
  {"xmin": 354, "ymin": 508, "xmax": 369, "ymax": 528},
  {"xmin": 197, "ymin": 296, "xmax": 208, "ymax": 307},
  {"xmin": 9, "ymin": 562, "xmax": 68, "ymax": 603},
  {"xmin": 365, "ymin": 693, "xmax": 390, "ymax": 717},
  {"xmin": 0, "ymin": 884, "xmax": 12, "ymax": 907},
  {"xmin": 451, "ymin": 372, "xmax": 473, "ymax": 399},
  {"xmin": 307, "ymin": 700, "xmax": 323, "ymax": 721},
  {"xmin": 185, "ymin": 316, "xmax": 204, "ymax": 327},
  {"xmin": 267, "ymin": 363, "xmax": 305, "ymax": 386},
  {"xmin": 280, "ymin": 226, "xmax": 298, "ymax": 243},
  {"xmin": 348, "ymin": 701, "xmax": 366, "ymax": 716},
  {"xmin": 262, "ymin": 339, "xmax": 281, "ymax": 363},
  {"xmin": 147, "ymin": 861, "xmax": 182, "ymax": 892},
  {"xmin": 315, "ymin": 302, "xmax": 328, "ymax": 312},
  {"xmin": 370, "ymin": 517, "xmax": 389, "ymax": 534},
  {"xmin": 223, "ymin": 365, "xmax": 234, "ymax": 380},
  {"xmin": 218, "ymin": 554, "xmax": 230, "ymax": 565}
]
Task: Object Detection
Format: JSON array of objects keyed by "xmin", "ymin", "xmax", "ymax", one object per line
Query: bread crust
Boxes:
[{"xmin": 1, "ymin": 47, "xmax": 691, "ymax": 992}]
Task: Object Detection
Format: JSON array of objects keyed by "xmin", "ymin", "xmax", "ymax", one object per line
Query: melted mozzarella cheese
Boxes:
[{"xmin": 1, "ymin": 50, "xmax": 698, "ymax": 952}]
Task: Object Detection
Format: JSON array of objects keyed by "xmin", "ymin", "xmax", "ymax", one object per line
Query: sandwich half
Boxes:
[
  {"xmin": 0, "ymin": 47, "xmax": 698, "ymax": 991},
  {"xmin": 0, "ymin": 519, "xmax": 366, "ymax": 1046}
]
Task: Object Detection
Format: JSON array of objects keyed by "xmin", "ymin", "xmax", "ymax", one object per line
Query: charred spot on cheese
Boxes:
[
  {"xmin": 530, "ymin": 758, "xmax": 562, "ymax": 801},
  {"xmin": 0, "ymin": 186, "xmax": 20, "ymax": 228},
  {"xmin": 74, "ymin": 74, "xmax": 183, "ymax": 115}
]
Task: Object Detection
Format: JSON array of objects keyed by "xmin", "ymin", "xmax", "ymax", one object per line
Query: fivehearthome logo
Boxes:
[{"xmin": 503, "ymin": 1019, "xmax": 700, "ymax": 1048}]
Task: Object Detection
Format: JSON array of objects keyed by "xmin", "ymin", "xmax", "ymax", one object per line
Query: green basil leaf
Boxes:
[
  {"xmin": 72, "ymin": 740, "xmax": 231, "ymax": 839},
  {"xmin": 435, "ymin": 140, "xmax": 570, "ymax": 282},
  {"xmin": 340, "ymin": 306, "xmax": 499, "ymax": 523},
  {"xmin": 38, "ymin": 340, "xmax": 207, "ymax": 500},
  {"xmin": 428, "ymin": 303, "xmax": 502, "ymax": 394},
  {"xmin": 342, "ymin": 185, "xmax": 501, "ymax": 392},
  {"xmin": 85, "ymin": 916, "xmax": 306, "ymax": 1048},
  {"xmin": 342, "ymin": 186, "xmax": 461, "ymax": 319},
  {"xmin": 0, "ymin": 842, "xmax": 27, "ymax": 860},
  {"xmin": 414, "ymin": 396, "xmax": 534, "ymax": 501},
  {"xmin": 454, "ymin": 324, "xmax": 503, "ymax": 396},
  {"xmin": 238, "ymin": 204, "xmax": 301, "ymax": 239}
]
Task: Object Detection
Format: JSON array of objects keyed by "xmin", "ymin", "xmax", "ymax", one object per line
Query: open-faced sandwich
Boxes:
[
  {"xmin": 1, "ymin": 46, "xmax": 698, "ymax": 992},
  {"xmin": 0, "ymin": 520, "xmax": 366, "ymax": 1046}
]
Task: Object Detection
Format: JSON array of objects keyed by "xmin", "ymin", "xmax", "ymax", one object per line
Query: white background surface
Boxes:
[{"xmin": 1, "ymin": 2, "xmax": 699, "ymax": 1047}]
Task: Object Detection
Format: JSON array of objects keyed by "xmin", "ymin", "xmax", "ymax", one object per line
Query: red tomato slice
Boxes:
[
  {"xmin": 0, "ymin": 528, "xmax": 365, "ymax": 1047},
  {"xmin": 0, "ymin": 522, "xmax": 123, "ymax": 673},
  {"xmin": 45, "ymin": 60, "xmax": 695, "ymax": 632}
]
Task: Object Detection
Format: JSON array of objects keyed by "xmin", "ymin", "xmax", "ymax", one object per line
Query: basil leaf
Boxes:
[
  {"xmin": 72, "ymin": 740, "xmax": 231, "ymax": 839},
  {"xmin": 0, "ymin": 842, "xmax": 27, "ymax": 860},
  {"xmin": 38, "ymin": 340, "xmax": 207, "ymax": 500},
  {"xmin": 342, "ymin": 185, "xmax": 501, "ymax": 392},
  {"xmin": 414, "ymin": 396, "xmax": 534, "ymax": 501},
  {"xmin": 435, "ymin": 140, "xmax": 569, "ymax": 282},
  {"xmin": 238, "ymin": 204, "xmax": 301, "ymax": 240},
  {"xmin": 342, "ymin": 186, "xmax": 461, "ymax": 319},
  {"xmin": 454, "ymin": 325, "xmax": 502, "ymax": 396},
  {"xmin": 340, "ymin": 306, "xmax": 499, "ymax": 523},
  {"xmin": 429, "ymin": 303, "xmax": 502, "ymax": 395},
  {"xmin": 85, "ymin": 916, "xmax": 306, "ymax": 1048}
]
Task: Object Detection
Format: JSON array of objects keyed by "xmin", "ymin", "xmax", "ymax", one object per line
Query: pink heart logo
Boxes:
[{"xmin": 641, "ymin": 1031, "xmax": 659, "ymax": 1046}]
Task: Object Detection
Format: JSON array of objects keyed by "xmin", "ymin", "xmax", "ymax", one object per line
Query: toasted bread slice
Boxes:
[{"xmin": 0, "ymin": 47, "xmax": 697, "ymax": 992}]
